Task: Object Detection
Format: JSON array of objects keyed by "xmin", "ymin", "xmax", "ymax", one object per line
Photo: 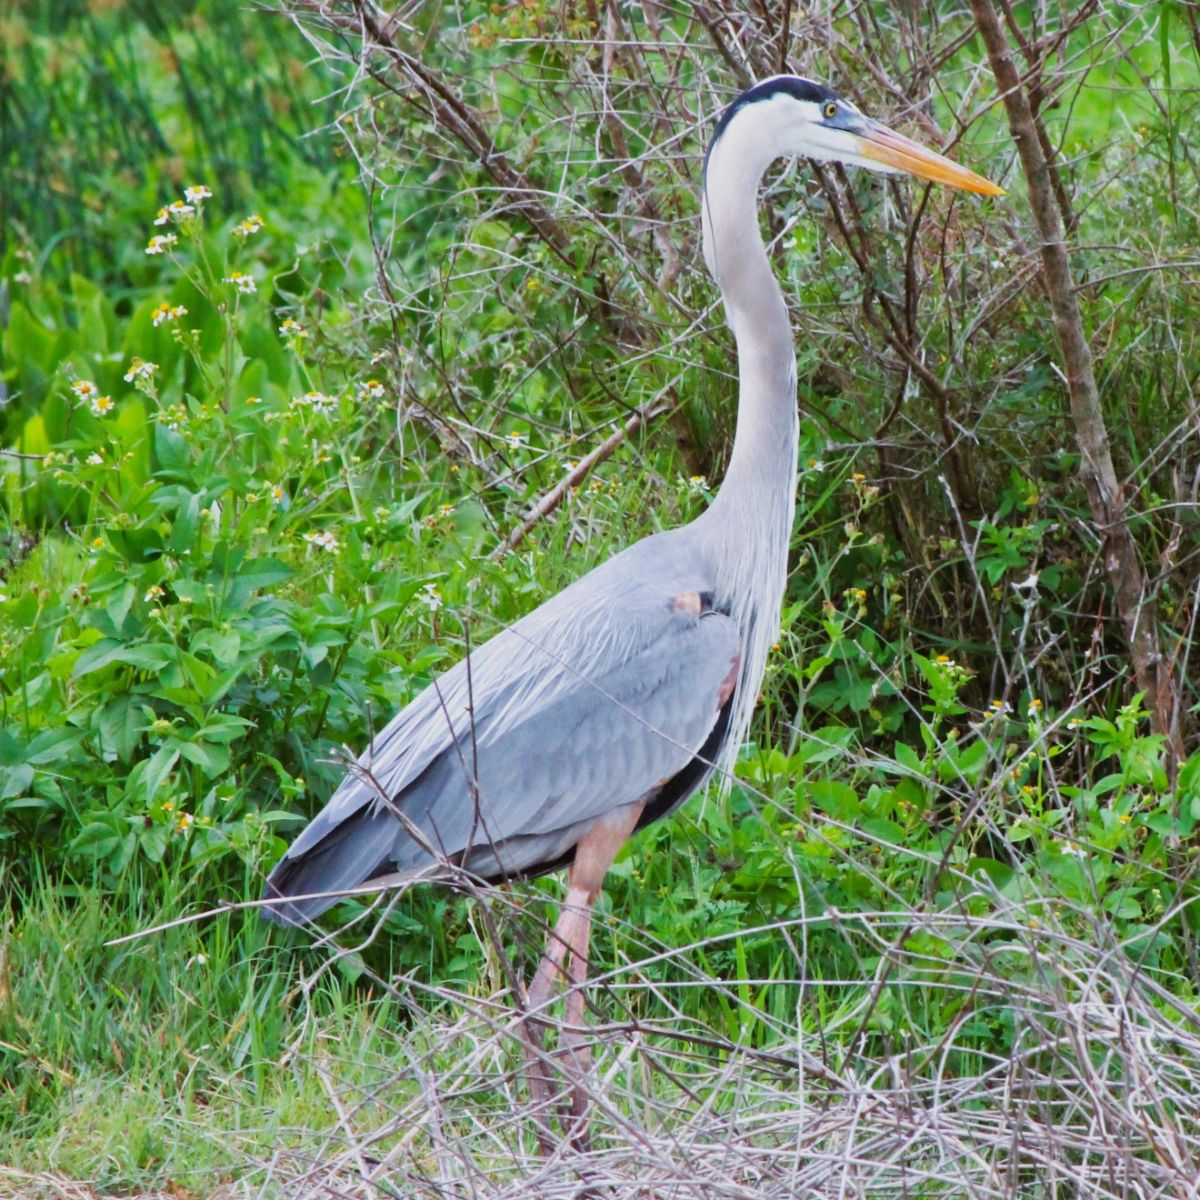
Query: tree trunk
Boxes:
[{"xmin": 969, "ymin": 0, "xmax": 1182, "ymax": 762}]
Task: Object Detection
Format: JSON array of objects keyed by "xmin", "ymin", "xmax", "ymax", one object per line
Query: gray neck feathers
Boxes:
[{"xmin": 695, "ymin": 109, "xmax": 800, "ymax": 779}]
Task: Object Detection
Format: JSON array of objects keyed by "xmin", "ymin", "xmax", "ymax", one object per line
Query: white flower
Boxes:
[
  {"xmin": 86, "ymin": 452, "xmax": 104, "ymax": 465},
  {"xmin": 224, "ymin": 271, "xmax": 256, "ymax": 294},
  {"xmin": 71, "ymin": 380, "xmax": 98, "ymax": 401},
  {"xmin": 505, "ymin": 432, "xmax": 526, "ymax": 449},
  {"xmin": 123, "ymin": 358, "xmax": 158, "ymax": 383},
  {"xmin": 153, "ymin": 207, "xmax": 170, "ymax": 226},
  {"xmin": 13, "ymin": 270, "xmax": 31, "ymax": 285},
  {"xmin": 167, "ymin": 200, "xmax": 194, "ymax": 220},
  {"xmin": 302, "ymin": 530, "xmax": 340, "ymax": 553},
  {"xmin": 90, "ymin": 395, "xmax": 115, "ymax": 417},
  {"xmin": 292, "ymin": 390, "xmax": 335, "ymax": 414},
  {"xmin": 359, "ymin": 379, "xmax": 385, "ymax": 399},
  {"xmin": 234, "ymin": 214, "xmax": 263, "ymax": 237},
  {"xmin": 145, "ymin": 234, "xmax": 178, "ymax": 255},
  {"xmin": 419, "ymin": 583, "xmax": 443, "ymax": 611},
  {"xmin": 183, "ymin": 184, "xmax": 213, "ymax": 203}
]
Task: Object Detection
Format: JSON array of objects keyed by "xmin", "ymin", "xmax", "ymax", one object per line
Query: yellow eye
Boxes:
[{"xmin": 823, "ymin": 101, "xmax": 838, "ymax": 119}]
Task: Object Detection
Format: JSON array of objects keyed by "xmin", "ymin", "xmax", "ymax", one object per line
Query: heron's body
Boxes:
[
  {"xmin": 265, "ymin": 527, "xmax": 747, "ymax": 920},
  {"xmin": 263, "ymin": 78, "xmax": 1000, "ymax": 1095}
]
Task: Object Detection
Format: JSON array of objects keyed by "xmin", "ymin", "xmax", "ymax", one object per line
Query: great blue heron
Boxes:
[{"xmin": 264, "ymin": 74, "xmax": 999, "ymax": 1073}]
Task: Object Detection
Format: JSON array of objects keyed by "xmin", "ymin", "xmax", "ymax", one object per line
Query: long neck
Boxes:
[
  {"xmin": 696, "ymin": 117, "xmax": 800, "ymax": 773},
  {"xmin": 702, "ymin": 137, "xmax": 799, "ymax": 513}
]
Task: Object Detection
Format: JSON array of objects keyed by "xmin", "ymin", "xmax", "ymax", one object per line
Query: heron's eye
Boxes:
[{"xmin": 823, "ymin": 100, "xmax": 838, "ymax": 119}]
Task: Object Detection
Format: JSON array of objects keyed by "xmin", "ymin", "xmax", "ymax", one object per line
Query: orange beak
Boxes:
[{"xmin": 857, "ymin": 122, "xmax": 1004, "ymax": 196}]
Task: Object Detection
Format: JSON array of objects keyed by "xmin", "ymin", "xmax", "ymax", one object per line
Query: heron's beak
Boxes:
[{"xmin": 856, "ymin": 121, "xmax": 1004, "ymax": 196}]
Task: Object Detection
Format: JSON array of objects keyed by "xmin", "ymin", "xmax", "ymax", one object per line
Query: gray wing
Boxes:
[{"xmin": 264, "ymin": 532, "xmax": 739, "ymax": 923}]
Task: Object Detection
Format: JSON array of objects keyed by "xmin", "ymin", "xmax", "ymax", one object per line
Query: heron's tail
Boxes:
[{"xmin": 260, "ymin": 806, "xmax": 401, "ymax": 927}]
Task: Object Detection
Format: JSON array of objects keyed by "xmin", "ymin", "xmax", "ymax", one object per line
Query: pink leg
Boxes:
[
  {"xmin": 521, "ymin": 888, "xmax": 588, "ymax": 1150},
  {"xmin": 520, "ymin": 802, "xmax": 644, "ymax": 1151},
  {"xmin": 558, "ymin": 894, "xmax": 595, "ymax": 1138}
]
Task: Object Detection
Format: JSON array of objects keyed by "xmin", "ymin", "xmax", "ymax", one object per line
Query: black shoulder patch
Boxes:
[{"xmin": 710, "ymin": 76, "xmax": 835, "ymax": 149}]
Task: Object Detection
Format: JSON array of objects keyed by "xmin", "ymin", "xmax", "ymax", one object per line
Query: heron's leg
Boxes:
[
  {"xmin": 525, "ymin": 889, "xmax": 589, "ymax": 1021},
  {"xmin": 556, "ymin": 802, "xmax": 646, "ymax": 1139},
  {"xmin": 522, "ymin": 885, "xmax": 590, "ymax": 1120},
  {"xmin": 558, "ymin": 891, "xmax": 596, "ymax": 1136},
  {"xmin": 521, "ymin": 801, "xmax": 644, "ymax": 1151}
]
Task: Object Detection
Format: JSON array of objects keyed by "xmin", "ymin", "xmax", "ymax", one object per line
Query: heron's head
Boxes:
[{"xmin": 707, "ymin": 75, "xmax": 1003, "ymax": 196}]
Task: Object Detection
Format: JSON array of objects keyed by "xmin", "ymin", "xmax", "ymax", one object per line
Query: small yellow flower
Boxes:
[
  {"xmin": 360, "ymin": 378, "xmax": 385, "ymax": 399},
  {"xmin": 176, "ymin": 812, "xmax": 194, "ymax": 832},
  {"xmin": 91, "ymin": 536, "xmax": 105, "ymax": 549},
  {"xmin": 72, "ymin": 379, "xmax": 98, "ymax": 400},
  {"xmin": 167, "ymin": 200, "xmax": 194, "ymax": 220},
  {"xmin": 852, "ymin": 472, "xmax": 867, "ymax": 483},
  {"xmin": 153, "ymin": 207, "xmax": 171, "ymax": 226},
  {"xmin": 145, "ymin": 234, "xmax": 178, "ymax": 255},
  {"xmin": 1117, "ymin": 813, "xmax": 1132, "ymax": 825},
  {"xmin": 439, "ymin": 503, "xmax": 454, "ymax": 516},
  {"xmin": 279, "ymin": 318, "xmax": 306, "ymax": 337},
  {"xmin": 271, "ymin": 484, "xmax": 285, "ymax": 505},
  {"xmin": 935, "ymin": 654, "xmax": 952, "ymax": 664},
  {"xmin": 144, "ymin": 584, "xmax": 165, "ymax": 602},
  {"xmin": 91, "ymin": 394, "xmax": 115, "ymax": 417},
  {"xmin": 245, "ymin": 395, "xmax": 264, "ymax": 405},
  {"xmin": 505, "ymin": 432, "xmax": 526, "ymax": 448},
  {"xmin": 233, "ymin": 213, "xmax": 263, "ymax": 237}
]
